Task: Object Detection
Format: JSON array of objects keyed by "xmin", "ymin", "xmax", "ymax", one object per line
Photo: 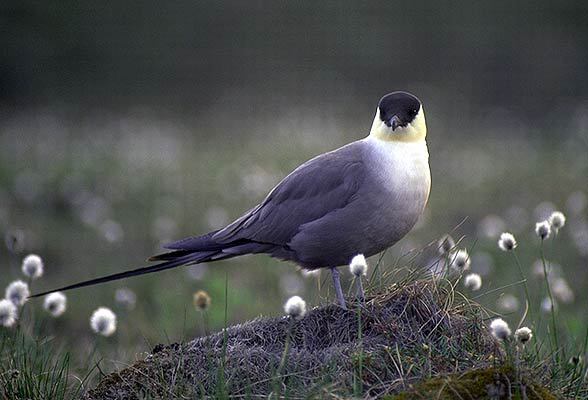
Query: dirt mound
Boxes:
[{"xmin": 86, "ymin": 280, "xmax": 498, "ymax": 399}]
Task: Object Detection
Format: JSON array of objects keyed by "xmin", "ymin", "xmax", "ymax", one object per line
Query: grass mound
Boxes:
[{"xmin": 86, "ymin": 279, "xmax": 504, "ymax": 399}]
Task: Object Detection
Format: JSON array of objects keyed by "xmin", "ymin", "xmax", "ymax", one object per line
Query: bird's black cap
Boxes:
[{"xmin": 378, "ymin": 92, "xmax": 421, "ymax": 130}]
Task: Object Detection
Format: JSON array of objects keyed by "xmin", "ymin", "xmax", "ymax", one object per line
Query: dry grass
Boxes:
[{"xmin": 86, "ymin": 279, "xmax": 499, "ymax": 399}]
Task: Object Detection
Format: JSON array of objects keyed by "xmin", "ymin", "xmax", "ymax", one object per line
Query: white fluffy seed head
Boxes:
[
  {"xmin": 490, "ymin": 318, "xmax": 511, "ymax": 340},
  {"xmin": 496, "ymin": 294, "xmax": 520, "ymax": 312},
  {"xmin": 284, "ymin": 296, "xmax": 307, "ymax": 320},
  {"xmin": 535, "ymin": 221, "xmax": 551, "ymax": 240},
  {"xmin": 5, "ymin": 280, "xmax": 30, "ymax": 307},
  {"xmin": 541, "ymin": 297, "xmax": 557, "ymax": 313},
  {"xmin": 193, "ymin": 290, "xmax": 211, "ymax": 311},
  {"xmin": 549, "ymin": 211, "xmax": 566, "ymax": 231},
  {"xmin": 90, "ymin": 307, "xmax": 117, "ymax": 336},
  {"xmin": 552, "ymin": 278, "xmax": 574, "ymax": 304},
  {"xmin": 0, "ymin": 299, "xmax": 18, "ymax": 328},
  {"xmin": 115, "ymin": 287, "xmax": 137, "ymax": 311},
  {"xmin": 438, "ymin": 234, "xmax": 455, "ymax": 255},
  {"xmin": 531, "ymin": 259, "xmax": 560, "ymax": 279},
  {"xmin": 451, "ymin": 249, "xmax": 471, "ymax": 271},
  {"xmin": 21, "ymin": 254, "xmax": 44, "ymax": 279},
  {"xmin": 464, "ymin": 273, "xmax": 482, "ymax": 291},
  {"xmin": 498, "ymin": 232, "xmax": 517, "ymax": 251},
  {"xmin": 349, "ymin": 254, "xmax": 368, "ymax": 277},
  {"xmin": 515, "ymin": 327, "xmax": 533, "ymax": 344},
  {"xmin": 43, "ymin": 292, "xmax": 67, "ymax": 317}
]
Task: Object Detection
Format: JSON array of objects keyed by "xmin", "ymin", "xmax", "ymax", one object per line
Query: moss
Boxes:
[{"xmin": 386, "ymin": 366, "xmax": 558, "ymax": 400}]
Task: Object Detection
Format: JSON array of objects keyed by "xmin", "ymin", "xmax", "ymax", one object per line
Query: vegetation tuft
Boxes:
[
  {"xmin": 87, "ymin": 279, "xmax": 502, "ymax": 398},
  {"xmin": 0, "ymin": 332, "xmax": 93, "ymax": 399}
]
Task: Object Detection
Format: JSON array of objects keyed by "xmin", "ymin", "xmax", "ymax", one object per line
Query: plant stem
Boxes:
[
  {"xmin": 512, "ymin": 251, "xmax": 532, "ymax": 328},
  {"xmin": 200, "ymin": 311, "xmax": 209, "ymax": 337},
  {"xmin": 356, "ymin": 277, "xmax": 364, "ymax": 301},
  {"xmin": 217, "ymin": 272, "xmax": 229, "ymax": 399},
  {"xmin": 276, "ymin": 318, "xmax": 295, "ymax": 397},
  {"xmin": 278, "ymin": 318, "xmax": 294, "ymax": 374},
  {"xmin": 443, "ymin": 253, "xmax": 451, "ymax": 280},
  {"xmin": 354, "ymin": 303, "xmax": 363, "ymax": 396},
  {"xmin": 540, "ymin": 241, "xmax": 559, "ymax": 361},
  {"xmin": 370, "ymin": 249, "xmax": 388, "ymax": 287}
]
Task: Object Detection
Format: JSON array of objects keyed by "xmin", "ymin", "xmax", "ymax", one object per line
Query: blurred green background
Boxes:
[{"xmin": 1, "ymin": 1, "xmax": 587, "ymax": 363}]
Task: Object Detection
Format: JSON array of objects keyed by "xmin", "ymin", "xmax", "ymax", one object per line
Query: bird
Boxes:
[{"xmin": 32, "ymin": 91, "xmax": 431, "ymax": 309}]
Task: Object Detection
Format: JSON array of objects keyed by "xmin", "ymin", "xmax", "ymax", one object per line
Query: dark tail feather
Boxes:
[
  {"xmin": 30, "ymin": 252, "xmax": 212, "ymax": 298},
  {"xmin": 148, "ymin": 249, "xmax": 193, "ymax": 261}
]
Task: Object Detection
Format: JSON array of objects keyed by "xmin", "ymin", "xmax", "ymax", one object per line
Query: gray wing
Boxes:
[{"xmin": 212, "ymin": 143, "xmax": 366, "ymax": 246}]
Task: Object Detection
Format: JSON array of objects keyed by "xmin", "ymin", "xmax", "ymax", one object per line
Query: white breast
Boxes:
[{"xmin": 363, "ymin": 137, "xmax": 431, "ymax": 201}]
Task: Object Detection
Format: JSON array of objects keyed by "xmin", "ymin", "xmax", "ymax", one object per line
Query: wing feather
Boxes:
[{"xmin": 212, "ymin": 143, "xmax": 366, "ymax": 246}]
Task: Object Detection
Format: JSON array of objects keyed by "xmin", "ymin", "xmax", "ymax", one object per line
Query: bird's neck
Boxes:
[
  {"xmin": 365, "ymin": 135, "xmax": 429, "ymax": 162},
  {"xmin": 368, "ymin": 108, "xmax": 427, "ymax": 143},
  {"xmin": 363, "ymin": 135, "xmax": 431, "ymax": 208}
]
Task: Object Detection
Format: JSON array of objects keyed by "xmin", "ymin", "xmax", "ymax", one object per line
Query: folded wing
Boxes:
[{"xmin": 212, "ymin": 144, "xmax": 366, "ymax": 248}]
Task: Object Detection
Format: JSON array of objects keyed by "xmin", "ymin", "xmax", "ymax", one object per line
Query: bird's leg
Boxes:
[{"xmin": 330, "ymin": 267, "xmax": 347, "ymax": 309}]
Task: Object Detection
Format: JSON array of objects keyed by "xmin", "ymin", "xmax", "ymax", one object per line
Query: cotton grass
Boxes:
[
  {"xmin": 451, "ymin": 249, "xmax": 471, "ymax": 271},
  {"xmin": 5, "ymin": 280, "xmax": 30, "ymax": 307},
  {"xmin": 21, "ymin": 254, "xmax": 44, "ymax": 279},
  {"xmin": 90, "ymin": 307, "xmax": 117, "ymax": 337},
  {"xmin": 549, "ymin": 211, "xmax": 566, "ymax": 231},
  {"xmin": 0, "ymin": 299, "xmax": 17, "ymax": 328},
  {"xmin": 515, "ymin": 327, "xmax": 533, "ymax": 344},
  {"xmin": 490, "ymin": 318, "xmax": 511, "ymax": 340},
  {"xmin": 193, "ymin": 290, "xmax": 211, "ymax": 311},
  {"xmin": 463, "ymin": 273, "xmax": 482, "ymax": 291},
  {"xmin": 497, "ymin": 294, "xmax": 520, "ymax": 312},
  {"xmin": 349, "ymin": 254, "xmax": 367, "ymax": 277},
  {"xmin": 43, "ymin": 292, "xmax": 67, "ymax": 317},
  {"xmin": 349, "ymin": 254, "xmax": 368, "ymax": 300},
  {"xmin": 437, "ymin": 234, "xmax": 455, "ymax": 255},
  {"xmin": 531, "ymin": 259, "xmax": 559, "ymax": 279},
  {"xmin": 541, "ymin": 297, "xmax": 557, "ymax": 313},
  {"xmin": 535, "ymin": 220, "xmax": 551, "ymax": 240},
  {"xmin": 498, "ymin": 232, "xmax": 517, "ymax": 251},
  {"xmin": 552, "ymin": 278, "xmax": 574, "ymax": 304},
  {"xmin": 115, "ymin": 287, "xmax": 137, "ymax": 311},
  {"xmin": 284, "ymin": 296, "xmax": 306, "ymax": 320}
]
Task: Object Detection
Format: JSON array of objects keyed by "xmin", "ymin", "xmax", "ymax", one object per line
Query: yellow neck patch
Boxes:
[{"xmin": 369, "ymin": 108, "xmax": 427, "ymax": 143}]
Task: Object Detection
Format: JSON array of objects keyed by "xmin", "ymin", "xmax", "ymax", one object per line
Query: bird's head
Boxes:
[{"xmin": 369, "ymin": 91, "xmax": 426, "ymax": 142}]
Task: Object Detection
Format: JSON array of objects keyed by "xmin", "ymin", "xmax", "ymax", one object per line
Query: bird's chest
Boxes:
[
  {"xmin": 368, "ymin": 142, "xmax": 431, "ymax": 204},
  {"xmin": 362, "ymin": 141, "xmax": 431, "ymax": 246}
]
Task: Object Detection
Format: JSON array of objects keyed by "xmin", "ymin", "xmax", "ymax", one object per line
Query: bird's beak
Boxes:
[{"xmin": 387, "ymin": 115, "xmax": 402, "ymax": 131}]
